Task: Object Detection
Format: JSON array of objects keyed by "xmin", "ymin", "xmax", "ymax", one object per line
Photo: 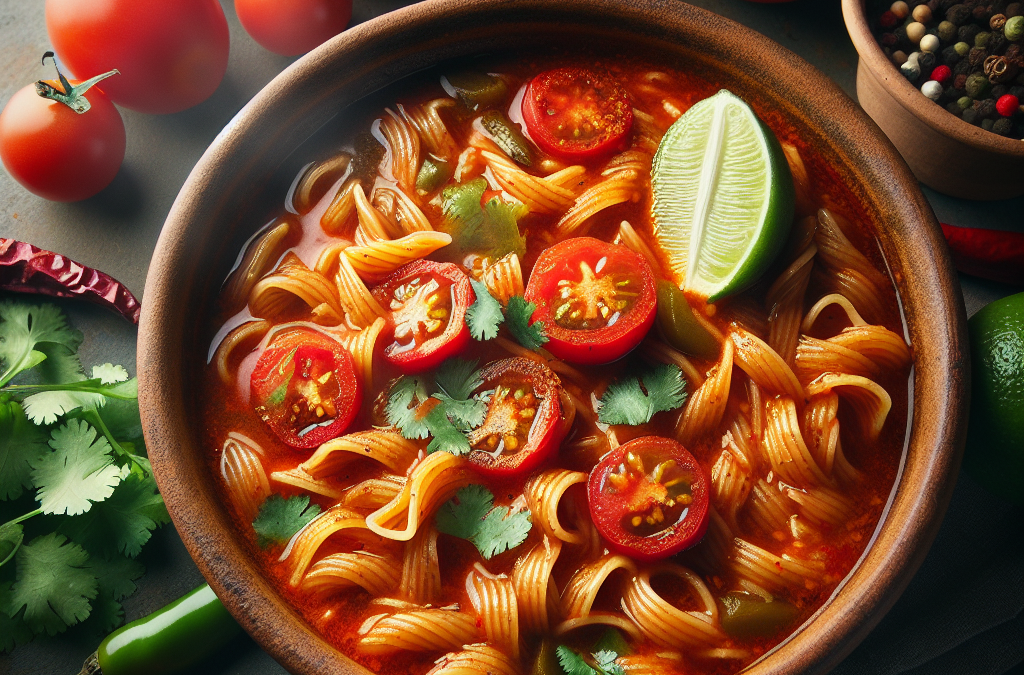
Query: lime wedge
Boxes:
[{"xmin": 651, "ymin": 89, "xmax": 794, "ymax": 301}]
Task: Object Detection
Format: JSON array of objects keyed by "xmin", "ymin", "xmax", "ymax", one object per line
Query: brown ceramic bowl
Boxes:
[
  {"xmin": 138, "ymin": 0, "xmax": 969, "ymax": 673},
  {"xmin": 843, "ymin": 0, "xmax": 1024, "ymax": 200}
]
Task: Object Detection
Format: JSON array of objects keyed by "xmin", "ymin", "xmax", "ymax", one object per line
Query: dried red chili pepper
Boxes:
[
  {"xmin": 940, "ymin": 223, "xmax": 1024, "ymax": 287},
  {"xmin": 0, "ymin": 238, "xmax": 141, "ymax": 323}
]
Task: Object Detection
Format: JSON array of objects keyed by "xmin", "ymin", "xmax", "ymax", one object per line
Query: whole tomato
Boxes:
[
  {"xmin": 0, "ymin": 58, "xmax": 125, "ymax": 202},
  {"xmin": 235, "ymin": 0, "xmax": 353, "ymax": 56},
  {"xmin": 45, "ymin": 0, "xmax": 230, "ymax": 114}
]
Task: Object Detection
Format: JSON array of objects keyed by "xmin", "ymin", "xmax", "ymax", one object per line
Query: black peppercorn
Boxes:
[
  {"xmin": 894, "ymin": 25, "xmax": 910, "ymax": 46},
  {"xmin": 992, "ymin": 83, "xmax": 1010, "ymax": 97},
  {"xmin": 1010, "ymin": 84, "xmax": 1024, "ymax": 98},
  {"xmin": 975, "ymin": 97, "xmax": 997, "ymax": 116},
  {"xmin": 960, "ymin": 23, "xmax": 981, "ymax": 42},
  {"xmin": 939, "ymin": 0, "xmax": 957, "ymax": 10},
  {"xmin": 955, "ymin": 72, "xmax": 970, "ymax": 87},
  {"xmin": 946, "ymin": 3, "xmax": 972, "ymax": 24},
  {"xmin": 988, "ymin": 34, "xmax": 1008, "ymax": 53},
  {"xmin": 954, "ymin": 58, "xmax": 974, "ymax": 75},
  {"xmin": 1008, "ymin": 2, "xmax": 1023, "ymax": 17},
  {"xmin": 963, "ymin": 107, "xmax": 980, "ymax": 123},
  {"xmin": 974, "ymin": 5, "xmax": 991, "ymax": 22},
  {"xmin": 943, "ymin": 45, "xmax": 963, "ymax": 64},
  {"xmin": 981, "ymin": 117, "xmax": 995, "ymax": 129},
  {"xmin": 992, "ymin": 117, "xmax": 1014, "ymax": 134},
  {"xmin": 920, "ymin": 51, "xmax": 939, "ymax": 70},
  {"xmin": 947, "ymin": 100, "xmax": 964, "ymax": 113}
]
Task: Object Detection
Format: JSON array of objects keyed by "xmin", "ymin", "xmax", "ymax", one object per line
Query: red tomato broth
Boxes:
[{"xmin": 200, "ymin": 52, "xmax": 911, "ymax": 675}]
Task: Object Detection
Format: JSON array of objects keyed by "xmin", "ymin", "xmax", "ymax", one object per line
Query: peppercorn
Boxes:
[
  {"xmin": 969, "ymin": 46, "xmax": 988, "ymax": 65},
  {"xmin": 991, "ymin": 13, "xmax": 1009, "ymax": 31},
  {"xmin": 939, "ymin": 0, "xmax": 957, "ymax": 11},
  {"xmin": 1007, "ymin": 15, "xmax": 1024, "ymax": 39},
  {"xmin": 946, "ymin": 3, "xmax": 972, "ymax": 24},
  {"xmin": 955, "ymin": 57, "xmax": 974, "ymax": 75},
  {"xmin": 976, "ymin": 29, "xmax": 993, "ymax": 47},
  {"xmin": 1008, "ymin": 2, "xmax": 1023, "ymax": 17},
  {"xmin": 1010, "ymin": 84, "xmax": 1024, "ymax": 98},
  {"xmin": 989, "ymin": 33, "xmax": 1009, "ymax": 51},
  {"xmin": 954, "ymin": 39, "xmax": 971, "ymax": 55},
  {"xmin": 960, "ymin": 23, "xmax": 981, "ymax": 42},
  {"xmin": 933, "ymin": 63, "xmax": 955, "ymax": 82},
  {"xmin": 958, "ymin": 94, "xmax": 975, "ymax": 107},
  {"xmin": 976, "ymin": 97, "xmax": 998, "ymax": 116},
  {"xmin": 914, "ymin": 4, "xmax": 934, "ymax": 21},
  {"xmin": 967, "ymin": 70, "xmax": 992, "ymax": 95},
  {"xmin": 996, "ymin": 92, "xmax": 1021, "ymax": 113},
  {"xmin": 902, "ymin": 60, "xmax": 923, "ymax": 81},
  {"xmin": 922, "ymin": 79, "xmax": 945, "ymax": 99},
  {"xmin": 963, "ymin": 107, "xmax": 980, "ymax": 122},
  {"xmin": 992, "ymin": 117, "xmax": 1014, "ymax": 133},
  {"xmin": 895, "ymin": 25, "xmax": 911, "ymax": 46},
  {"xmin": 892, "ymin": 0, "xmax": 911, "ymax": 17},
  {"xmin": 974, "ymin": 5, "xmax": 992, "ymax": 21},
  {"xmin": 882, "ymin": 32, "xmax": 900, "ymax": 47},
  {"xmin": 936, "ymin": 19, "xmax": 957, "ymax": 42},
  {"xmin": 981, "ymin": 117, "xmax": 995, "ymax": 129},
  {"xmin": 908, "ymin": 21, "xmax": 928, "ymax": 43},
  {"xmin": 1008, "ymin": 43, "xmax": 1023, "ymax": 58}
]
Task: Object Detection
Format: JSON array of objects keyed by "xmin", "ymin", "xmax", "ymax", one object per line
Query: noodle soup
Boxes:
[{"xmin": 203, "ymin": 54, "xmax": 911, "ymax": 675}]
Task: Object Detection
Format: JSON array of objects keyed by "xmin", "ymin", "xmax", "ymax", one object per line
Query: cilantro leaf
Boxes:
[
  {"xmin": 0, "ymin": 400, "xmax": 48, "ymax": 500},
  {"xmin": 6, "ymin": 532, "xmax": 97, "ymax": 635},
  {"xmin": 0, "ymin": 301, "xmax": 82, "ymax": 387},
  {"xmin": 597, "ymin": 364, "xmax": 688, "ymax": 426},
  {"xmin": 19, "ymin": 376, "xmax": 138, "ymax": 426},
  {"xmin": 91, "ymin": 364, "xmax": 130, "ymax": 385},
  {"xmin": 466, "ymin": 279, "xmax": 504, "ymax": 341},
  {"xmin": 593, "ymin": 651, "xmax": 625, "ymax": 675},
  {"xmin": 436, "ymin": 485, "xmax": 494, "ymax": 539},
  {"xmin": 423, "ymin": 403, "xmax": 472, "ymax": 456},
  {"xmin": 57, "ymin": 473, "xmax": 169, "ymax": 558},
  {"xmin": 557, "ymin": 646, "xmax": 598, "ymax": 675},
  {"xmin": 505, "ymin": 295, "xmax": 548, "ymax": 350},
  {"xmin": 435, "ymin": 178, "xmax": 527, "ymax": 263},
  {"xmin": 81, "ymin": 555, "xmax": 145, "ymax": 633},
  {"xmin": 435, "ymin": 485, "xmax": 531, "ymax": 559},
  {"xmin": 434, "ymin": 358, "xmax": 483, "ymax": 400},
  {"xmin": 433, "ymin": 358, "xmax": 488, "ymax": 430},
  {"xmin": 0, "ymin": 582, "xmax": 33, "ymax": 652},
  {"xmin": 0, "ymin": 521, "xmax": 24, "ymax": 567},
  {"xmin": 32, "ymin": 419, "xmax": 122, "ymax": 516},
  {"xmin": 252, "ymin": 494, "xmax": 321, "ymax": 548},
  {"xmin": 32, "ymin": 342, "xmax": 85, "ymax": 385},
  {"xmin": 385, "ymin": 376, "xmax": 432, "ymax": 440}
]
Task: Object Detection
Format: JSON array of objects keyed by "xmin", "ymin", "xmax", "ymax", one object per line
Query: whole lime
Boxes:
[{"xmin": 963, "ymin": 292, "xmax": 1024, "ymax": 504}]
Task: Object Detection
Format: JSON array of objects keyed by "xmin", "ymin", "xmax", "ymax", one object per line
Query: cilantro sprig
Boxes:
[
  {"xmin": 557, "ymin": 646, "xmax": 626, "ymax": 675},
  {"xmin": 596, "ymin": 363, "xmax": 688, "ymax": 426},
  {"xmin": 0, "ymin": 299, "xmax": 168, "ymax": 651},
  {"xmin": 435, "ymin": 485, "xmax": 532, "ymax": 559},
  {"xmin": 465, "ymin": 281, "xmax": 548, "ymax": 351},
  {"xmin": 385, "ymin": 358, "xmax": 494, "ymax": 456},
  {"xmin": 252, "ymin": 494, "xmax": 321, "ymax": 548}
]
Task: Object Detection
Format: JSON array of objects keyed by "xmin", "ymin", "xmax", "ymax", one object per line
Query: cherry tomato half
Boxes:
[
  {"xmin": 525, "ymin": 237, "xmax": 657, "ymax": 365},
  {"xmin": 521, "ymin": 68, "xmax": 633, "ymax": 163},
  {"xmin": 235, "ymin": 0, "xmax": 353, "ymax": 57},
  {"xmin": 467, "ymin": 358, "xmax": 571, "ymax": 478},
  {"xmin": 587, "ymin": 436, "xmax": 709, "ymax": 562},
  {"xmin": 372, "ymin": 260, "xmax": 474, "ymax": 374},
  {"xmin": 250, "ymin": 327, "xmax": 361, "ymax": 450},
  {"xmin": 0, "ymin": 76, "xmax": 124, "ymax": 202},
  {"xmin": 45, "ymin": 0, "xmax": 229, "ymax": 114}
]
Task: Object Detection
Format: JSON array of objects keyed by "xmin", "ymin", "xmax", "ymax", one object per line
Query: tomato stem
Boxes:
[{"xmin": 33, "ymin": 51, "xmax": 119, "ymax": 115}]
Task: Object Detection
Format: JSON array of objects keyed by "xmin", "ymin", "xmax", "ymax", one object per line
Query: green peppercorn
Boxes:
[
  {"xmin": 1006, "ymin": 15, "xmax": 1024, "ymax": 41},
  {"xmin": 958, "ymin": 95, "xmax": 974, "ymax": 109},
  {"xmin": 954, "ymin": 40, "xmax": 970, "ymax": 56},
  {"xmin": 975, "ymin": 30, "xmax": 992, "ymax": 48},
  {"xmin": 938, "ymin": 20, "xmax": 959, "ymax": 42},
  {"xmin": 966, "ymin": 72, "xmax": 991, "ymax": 97},
  {"xmin": 981, "ymin": 117, "xmax": 995, "ymax": 130}
]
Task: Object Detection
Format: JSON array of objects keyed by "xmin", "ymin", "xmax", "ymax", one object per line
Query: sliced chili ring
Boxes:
[
  {"xmin": 250, "ymin": 327, "xmax": 361, "ymax": 450},
  {"xmin": 467, "ymin": 357, "xmax": 569, "ymax": 478},
  {"xmin": 587, "ymin": 436, "xmax": 709, "ymax": 562},
  {"xmin": 371, "ymin": 260, "xmax": 474, "ymax": 374},
  {"xmin": 525, "ymin": 237, "xmax": 657, "ymax": 365},
  {"xmin": 520, "ymin": 67, "xmax": 633, "ymax": 163}
]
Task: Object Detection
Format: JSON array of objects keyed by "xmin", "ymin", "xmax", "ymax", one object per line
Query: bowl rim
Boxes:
[
  {"xmin": 842, "ymin": 0, "xmax": 1024, "ymax": 158},
  {"xmin": 138, "ymin": 1, "xmax": 969, "ymax": 674}
]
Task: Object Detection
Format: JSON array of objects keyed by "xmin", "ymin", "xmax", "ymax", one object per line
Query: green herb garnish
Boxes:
[
  {"xmin": 435, "ymin": 484, "xmax": 532, "ymax": 560},
  {"xmin": 252, "ymin": 494, "xmax": 321, "ymax": 548},
  {"xmin": 596, "ymin": 363, "xmax": 688, "ymax": 426},
  {"xmin": 466, "ymin": 279, "xmax": 504, "ymax": 341},
  {"xmin": 505, "ymin": 295, "xmax": 547, "ymax": 351}
]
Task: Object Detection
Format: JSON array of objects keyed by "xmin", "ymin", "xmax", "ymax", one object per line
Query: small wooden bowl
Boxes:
[
  {"xmin": 843, "ymin": 0, "xmax": 1024, "ymax": 200},
  {"xmin": 138, "ymin": 1, "xmax": 969, "ymax": 673}
]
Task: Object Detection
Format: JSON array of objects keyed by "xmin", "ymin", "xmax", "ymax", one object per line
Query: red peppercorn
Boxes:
[
  {"xmin": 996, "ymin": 94, "xmax": 1020, "ymax": 116},
  {"xmin": 931, "ymin": 65, "xmax": 953, "ymax": 83},
  {"xmin": 880, "ymin": 10, "xmax": 899, "ymax": 27}
]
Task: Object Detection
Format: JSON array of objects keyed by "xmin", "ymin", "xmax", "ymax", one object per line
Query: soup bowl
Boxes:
[{"xmin": 137, "ymin": 0, "xmax": 969, "ymax": 673}]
